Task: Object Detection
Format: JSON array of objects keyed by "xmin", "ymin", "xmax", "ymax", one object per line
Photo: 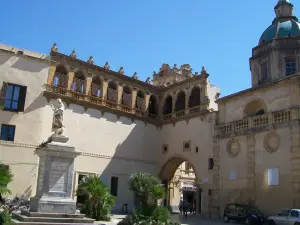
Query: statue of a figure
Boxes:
[
  {"xmin": 145, "ymin": 77, "xmax": 151, "ymax": 84},
  {"xmin": 70, "ymin": 50, "xmax": 77, "ymax": 58},
  {"xmin": 104, "ymin": 62, "xmax": 110, "ymax": 70},
  {"xmin": 50, "ymin": 98, "xmax": 65, "ymax": 136},
  {"xmin": 87, "ymin": 56, "xmax": 94, "ymax": 64},
  {"xmin": 132, "ymin": 72, "xmax": 138, "ymax": 79},
  {"xmin": 51, "ymin": 43, "xmax": 58, "ymax": 52},
  {"xmin": 201, "ymin": 66, "xmax": 207, "ymax": 75},
  {"xmin": 118, "ymin": 66, "xmax": 124, "ymax": 75}
]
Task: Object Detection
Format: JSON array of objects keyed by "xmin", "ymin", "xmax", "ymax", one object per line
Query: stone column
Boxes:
[
  {"xmin": 185, "ymin": 90, "xmax": 190, "ymax": 114},
  {"xmin": 47, "ymin": 65, "xmax": 56, "ymax": 85},
  {"xmin": 84, "ymin": 76, "xmax": 93, "ymax": 96},
  {"xmin": 144, "ymin": 94, "xmax": 150, "ymax": 117},
  {"xmin": 30, "ymin": 139, "xmax": 80, "ymax": 213},
  {"xmin": 290, "ymin": 121, "xmax": 300, "ymax": 207},
  {"xmin": 246, "ymin": 134, "xmax": 256, "ymax": 202},
  {"xmin": 117, "ymin": 86, "xmax": 123, "ymax": 105},
  {"xmin": 131, "ymin": 88, "xmax": 137, "ymax": 109},
  {"xmin": 67, "ymin": 72, "xmax": 75, "ymax": 90},
  {"xmin": 101, "ymin": 80, "xmax": 108, "ymax": 100}
]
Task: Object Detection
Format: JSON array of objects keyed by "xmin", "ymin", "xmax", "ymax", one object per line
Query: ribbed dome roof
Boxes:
[
  {"xmin": 259, "ymin": 19, "xmax": 300, "ymax": 44},
  {"xmin": 259, "ymin": 0, "xmax": 300, "ymax": 45}
]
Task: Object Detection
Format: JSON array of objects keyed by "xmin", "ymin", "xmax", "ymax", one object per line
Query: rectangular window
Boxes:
[
  {"xmin": 0, "ymin": 82, "xmax": 27, "ymax": 112},
  {"xmin": 261, "ymin": 62, "xmax": 268, "ymax": 81},
  {"xmin": 208, "ymin": 158, "xmax": 214, "ymax": 170},
  {"xmin": 110, "ymin": 176, "xmax": 118, "ymax": 197},
  {"xmin": 267, "ymin": 168, "xmax": 279, "ymax": 186},
  {"xmin": 286, "ymin": 58, "xmax": 297, "ymax": 76},
  {"xmin": 0, "ymin": 124, "xmax": 16, "ymax": 141}
]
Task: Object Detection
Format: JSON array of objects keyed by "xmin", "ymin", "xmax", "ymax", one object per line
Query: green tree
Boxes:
[
  {"xmin": 118, "ymin": 172, "xmax": 179, "ymax": 225},
  {"xmin": 0, "ymin": 165, "xmax": 13, "ymax": 197},
  {"xmin": 129, "ymin": 172, "xmax": 165, "ymax": 209},
  {"xmin": 76, "ymin": 175, "xmax": 115, "ymax": 221}
]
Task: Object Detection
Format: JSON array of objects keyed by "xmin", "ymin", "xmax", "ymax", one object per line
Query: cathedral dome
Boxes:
[{"xmin": 259, "ymin": 0, "xmax": 300, "ymax": 45}]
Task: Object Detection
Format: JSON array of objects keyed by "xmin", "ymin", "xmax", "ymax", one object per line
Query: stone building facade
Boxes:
[{"xmin": 1, "ymin": 0, "xmax": 300, "ymax": 217}]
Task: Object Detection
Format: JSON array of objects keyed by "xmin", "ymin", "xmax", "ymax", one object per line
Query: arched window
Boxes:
[
  {"xmin": 91, "ymin": 77, "xmax": 102, "ymax": 97},
  {"xmin": 148, "ymin": 95, "xmax": 157, "ymax": 117},
  {"xmin": 53, "ymin": 66, "xmax": 68, "ymax": 88},
  {"xmin": 107, "ymin": 82, "xmax": 118, "ymax": 102},
  {"xmin": 175, "ymin": 91, "xmax": 186, "ymax": 112},
  {"xmin": 163, "ymin": 96, "xmax": 173, "ymax": 115},
  {"xmin": 244, "ymin": 99, "xmax": 266, "ymax": 117},
  {"xmin": 72, "ymin": 71, "xmax": 85, "ymax": 93},
  {"xmin": 189, "ymin": 87, "xmax": 201, "ymax": 108},
  {"xmin": 122, "ymin": 86, "xmax": 132, "ymax": 106},
  {"xmin": 136, "ymin": 90, "xmax": 145, "ymax": 110}
]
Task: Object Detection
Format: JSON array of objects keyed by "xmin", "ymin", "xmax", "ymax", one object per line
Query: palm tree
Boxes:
[
  {"xmin": 0, "ymin": 164, "xmax": 13, "ymax": 201},
  {"xmin": 76, "ymin": 175, "xmax": 115, "ymax": 221}
]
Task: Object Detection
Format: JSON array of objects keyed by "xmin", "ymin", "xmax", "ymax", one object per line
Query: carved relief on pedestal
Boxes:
[
  {"xmin": 227, "ymin": 139, "xmax": 241, "ymax": 157},
  {"xmin": 264, "ymin": 131, "xmax": 280, "ymax": 153}
]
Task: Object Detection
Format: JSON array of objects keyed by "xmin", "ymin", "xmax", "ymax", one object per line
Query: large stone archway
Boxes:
[{"xmin": 158, "ymin": 155, "xmax": 202, "ymax": 214}]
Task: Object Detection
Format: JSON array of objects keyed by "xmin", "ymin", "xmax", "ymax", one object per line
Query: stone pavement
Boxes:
[{"xmin": 96, "ymin": 214, "xmax": 236, "ymax": 225}]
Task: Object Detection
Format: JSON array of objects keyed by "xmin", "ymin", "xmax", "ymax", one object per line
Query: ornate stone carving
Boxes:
[
  {"xmin": 51, "ymin": 43, "xmax": 58, "ymax": 52},
  {"xmin": 264, "ymin": 131, "xmax": 280, "ymax": 153},
  {"xmin": 160, "ymin": 63, "xmax": 170, "ymax": 71},
  {"xmin": 70, "ymin": 50, "xmax": 76, "ymax": 58},
  {"xmin": 104, "ymin": 62, "xmax": 110, "ymax": 70},
  {"xmin": 227, "ymin": 139, "xmax": 241, "ymax": 157},
  {"xmin": 87, "ymin": 56, "xmax": 94, "ymax": 64},
  {"xmin": 118, "ymin": 67, "xmax": 124, "ymax": 75},
  {"xmin": 145, "ymin": 77, "xmax": 151, "ymax": 84},
  {"xmin": 132, "ymin": 72, "xmax": 138, "ymax": 79}
]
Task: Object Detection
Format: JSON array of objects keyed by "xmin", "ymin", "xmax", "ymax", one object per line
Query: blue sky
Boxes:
[{"xmin": 1, "ymin": 0, "xmax": 299, "ymax": 97}]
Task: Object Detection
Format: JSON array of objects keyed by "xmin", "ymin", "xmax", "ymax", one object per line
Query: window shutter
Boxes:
[
  {"xmin": 0, "ymin": 82, "xmax": 8, "ymax": 108},
  {"xmin": 18, "ymin": 86, "xmax": 27, "ymax": 112}
]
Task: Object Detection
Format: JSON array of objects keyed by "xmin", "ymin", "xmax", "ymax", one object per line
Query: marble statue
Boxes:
[
  {"xmin": 88, "ymin": 56, "xmax": 94, "ymax": 64},
  {"xmin": 104, "ymin": 62, "xmax": 110, "ymax": 70},
  {"xmin": 51, "ymin": 43, "xmax": 58, "ymax": 52},
  {"xmin": 118, "ymin": 66, "xmax": 124, "ymax": 75},
  {"xmin": 70, "ymin": 50, "xmax": 77, "ymax": 58},
  {"xmin": 50, "ymin": 98, "xmax": 65, "ymax": 136}
]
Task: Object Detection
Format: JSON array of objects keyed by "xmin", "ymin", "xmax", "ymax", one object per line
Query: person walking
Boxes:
[
  {"xmin": 183, "ymin": 200, "xmax": 188, "ymax": 218},
  {"xmin": 178, "ymin": 198, "xmax": 184, "ymax": 215},
  {"xmin": 193, "ymin": 199, "xmax": 196, "ymax": 215}
]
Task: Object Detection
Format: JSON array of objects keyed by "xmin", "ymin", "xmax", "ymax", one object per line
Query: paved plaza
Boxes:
[{"xmin": 96, "ymin": 214, "xmax": 235, "ymax": 225}]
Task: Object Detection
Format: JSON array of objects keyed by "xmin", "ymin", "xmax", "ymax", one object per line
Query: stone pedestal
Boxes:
[{"xmin": 30, "ymin": 138, "xmax": 80, "ymax": 214}]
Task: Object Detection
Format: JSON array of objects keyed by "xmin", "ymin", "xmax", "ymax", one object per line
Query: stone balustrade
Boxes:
[{"xmin": 215, "ymin": 108, "xmax": 294, "ymax": 138}]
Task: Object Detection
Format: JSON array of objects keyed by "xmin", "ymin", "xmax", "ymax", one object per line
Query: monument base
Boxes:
[{"xmin": 30, "ymin": 196, "xmax": 76, "ymax": 214}]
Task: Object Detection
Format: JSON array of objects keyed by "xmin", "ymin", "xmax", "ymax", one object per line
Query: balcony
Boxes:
[{"xmin": 215, "ymin": 108, "xmax": 294, "ymax": 138}]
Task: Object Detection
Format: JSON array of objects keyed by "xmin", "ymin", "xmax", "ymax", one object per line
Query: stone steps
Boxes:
[
  {"xmin": 11, "ymin": 219, "xmax": 95, "ymax": 225},
  {"xmin": 12, "ymin": 211, "xmax": 94, "ymax": 224},
  {"xmin": 21, "ymin": 210, "xmax": 85, "ymax": 218}
]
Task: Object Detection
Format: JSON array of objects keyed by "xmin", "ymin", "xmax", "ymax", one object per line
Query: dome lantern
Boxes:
[{"xmin": 259, "ymin": 0, "xmax": 300, "ymax": 45}]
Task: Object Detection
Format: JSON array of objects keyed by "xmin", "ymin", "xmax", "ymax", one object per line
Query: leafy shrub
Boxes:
[
  {"xmin": 0, "ymin": 165, "xmax": 13, "ymax": 198},
  {"xmin": 76, "ymin": 175, "xmax": 115, "ymax": 221},
  {"xmin": 118, "ymin": 172, "xmax": 179, "ymax": 225},
  {"xmin": 0, "ymin": 210, "xmax": 12, "ymax": 225}
]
